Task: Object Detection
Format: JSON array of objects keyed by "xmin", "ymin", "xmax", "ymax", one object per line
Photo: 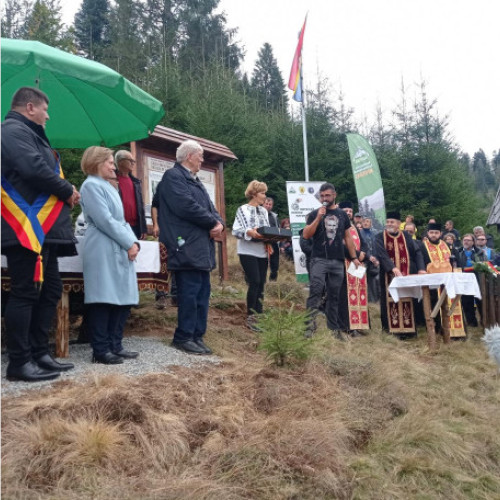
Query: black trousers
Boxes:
[
  {"xmin": 3, "ymin": 244, "xmax": 62, "ymax": 367},
  {"xmin": 86, "ymin": 303, "xmax": 131, "ymax": 356},
  {"xmin": 269, "ymin": 242, "xmax": 280, "ymax": 280},
  {"xmin": 239, "ymin": 254, "xmax": 268, "ymax": 315}
]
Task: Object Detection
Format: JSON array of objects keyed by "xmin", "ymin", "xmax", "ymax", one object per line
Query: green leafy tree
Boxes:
[{"xmin": 250, "ymin": 43, "xmax": 288, "ymax": 112}]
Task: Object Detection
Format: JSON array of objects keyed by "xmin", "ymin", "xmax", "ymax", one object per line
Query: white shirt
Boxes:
[{"xmin": 232, "ymin": 204, "xmax": 270, "ymax": 258}]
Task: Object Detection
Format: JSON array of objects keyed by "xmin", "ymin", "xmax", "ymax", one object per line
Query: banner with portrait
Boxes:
[{"xmin": 286, "ymin": 181, "xmax": 324, "ymax": 282}]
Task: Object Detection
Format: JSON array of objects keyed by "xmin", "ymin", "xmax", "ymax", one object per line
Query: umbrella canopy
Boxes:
[{"xmin": 1, "ymin": 38, "xmax": 165, "ymax": 148}]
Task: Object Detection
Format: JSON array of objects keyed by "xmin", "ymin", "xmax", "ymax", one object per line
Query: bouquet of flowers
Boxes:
[{"xmin": 473, "ymin": 261, "xmax": 500, "ymax": 277}]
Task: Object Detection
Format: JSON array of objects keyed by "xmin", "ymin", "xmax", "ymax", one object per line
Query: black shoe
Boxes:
[
  {"xmin": 6, "ymin": 361, "xmax": 60, "ymax": 382},
  {"xmin": 332, "ymin": 330, "xmax": 347, "ymax": 341},
  {"xmin": 348, "ymin": 330, "xmax": 363, "ymax": 338},
  {"xmin": 113, "ymin": 349, "xmax": 139, "ymax": 359},
  {"xmin": 194, "ymin": 339, "xmax": 212, "ymax": 354},
  {"xmin": 92, "ymin": 352, "xmax": 124, "ymax": 364},
  {"xmin": 35, "ymin": 353, "xmax": 74, "ymax": 372},
  {"xmin": 171, "ymin": 340, "xmax": 205, "ymax": 355}
]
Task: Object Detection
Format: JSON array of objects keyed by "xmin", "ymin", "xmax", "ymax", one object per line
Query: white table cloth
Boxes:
[
  {"xmin": 388, "ymin": 272, "xmax": 481, "ymax": 303},
  {"xmin": 2, "ymin": 237, "xmax": 160, "ymax": 274}
]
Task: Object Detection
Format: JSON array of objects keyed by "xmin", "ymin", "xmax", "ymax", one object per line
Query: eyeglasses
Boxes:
[
  {"xmin": 476, "ymin": 238, "xmax": 486, "ymax": 241},
  {"xmin": 463, "ymin": 239, "xmax": 473, "ymax": 242},
  {"xmin": 125, "ymin": 158, "xmax": 136, "ymax": 164}
]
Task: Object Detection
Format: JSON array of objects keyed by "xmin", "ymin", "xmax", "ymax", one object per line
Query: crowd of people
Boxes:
[{"xmin": 2, "ymin": 86, "xmax": 497, "ymax": 382}]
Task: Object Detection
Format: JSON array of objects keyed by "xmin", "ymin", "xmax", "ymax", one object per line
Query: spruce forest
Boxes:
[{"xmin": 2, "ymin": 0, "xmax": 499, "ymax": 234}]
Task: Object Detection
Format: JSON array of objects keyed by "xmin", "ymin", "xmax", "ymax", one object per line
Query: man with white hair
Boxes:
[
  {"xmin": 157, "ymin": 140, "xmax": 224, "ymax": 355},
  {"xmin": 473, "ymin": 226, "xmax": 495, "ymax": 250}
]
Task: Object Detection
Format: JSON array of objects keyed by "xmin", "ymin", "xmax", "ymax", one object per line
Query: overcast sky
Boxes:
[{"xmin": 62, "ymin": 0, "xmax": 499, "ymax": 158}]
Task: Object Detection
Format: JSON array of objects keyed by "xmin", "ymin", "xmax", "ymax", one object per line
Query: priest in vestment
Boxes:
[
  {"xmin": 421, "ymin": 222, "xmax": 466, "ymax": 338},
  {"xmin": 374, "ymin": 211, "xmax": 426, "ymax": 336},
  {"xmin": 338, "ymin": 201, "xmax": 370, "ymax": 336}
]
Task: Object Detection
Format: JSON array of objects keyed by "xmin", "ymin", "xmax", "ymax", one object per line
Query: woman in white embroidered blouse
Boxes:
[{"xmin": 232, "ymin": 180, "xmax": 270, "ymax": 331}]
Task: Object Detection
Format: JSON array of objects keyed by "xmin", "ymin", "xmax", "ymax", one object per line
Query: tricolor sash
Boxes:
[
  {"xmin": 423, "ymin": 239, "xmax": 466, "ymax": 337},
  {"xmin": 1, "ymin": 151, "xmax": 65, "ymax": 282},
  {"xmin": 344, "ymin": 226, "xmax": 369, "ymax": 330},
  {"xmin": 384, "ymin": 230, "xmax": 416, "ymax": 333}
]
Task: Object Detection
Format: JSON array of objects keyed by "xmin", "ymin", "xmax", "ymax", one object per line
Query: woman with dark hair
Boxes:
[
  {"xmin": 232, "ymin": 180, "xmax": 270, "ymax": 331},
  {"xmin": 80, "ymin": 146, "xmax": 140, "ymax": 364}
]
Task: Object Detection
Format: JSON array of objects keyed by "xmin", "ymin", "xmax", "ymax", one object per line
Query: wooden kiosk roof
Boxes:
[
  {"xmin": 487, "ymin": 184, "xmax": 500, "ymax": 227},
  {"xmin": 137, "ymin": 125, "xmax": 237, "ymax": 163}
]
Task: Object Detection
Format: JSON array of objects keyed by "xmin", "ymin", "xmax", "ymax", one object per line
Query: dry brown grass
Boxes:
[{"xmin": 2, "ymin": 236, "xmax": 500, "ymax": 499}]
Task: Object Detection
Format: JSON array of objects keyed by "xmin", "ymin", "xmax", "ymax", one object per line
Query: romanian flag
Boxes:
[
  {"xmin": 1, "ymin": 151, "xmax": 65, "ymax": 282},
  {"xmin": 288, "ymin": 16, "xmax": 307, "ymax": 102}
]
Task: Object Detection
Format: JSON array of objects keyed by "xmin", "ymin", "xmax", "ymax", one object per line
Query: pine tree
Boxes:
[
  {"xmin": 74, "ymin": 0, "xmax": 110, "ymax": 59},
  {"xmin": 24, "ymin": 0, "xmax": 60, "ymax": 45},
  {"xmin": 250, "ymin": 43, "xmax": 288, "ymax": 112},
  {"xmin": 101, "ymin": 0, "xmax": 146, "ymax": 80},
  {"xmin": 176, "ymin": 0, "xmax": 242, "ymax": 72},
  {"xmin": 22, "ymin": 0, "xmax": 75, "ymax": 50},
  {"xmin": 1, "ymin": 0, "xmax": 33, "ymax": 39}
]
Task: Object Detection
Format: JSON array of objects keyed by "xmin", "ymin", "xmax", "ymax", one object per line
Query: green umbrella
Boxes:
[{"xmin": 1, "ymin": 38, "xmax": 165, "ymax": 148}]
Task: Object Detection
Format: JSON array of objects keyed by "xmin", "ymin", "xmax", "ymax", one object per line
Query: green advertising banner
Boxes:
[{"xmin": 346, "ymin": 133, "xmax": 386, "ymax": 231}]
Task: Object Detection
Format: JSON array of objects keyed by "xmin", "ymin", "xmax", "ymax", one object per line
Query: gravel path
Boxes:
[{"xmin": 1, "ymin": 336, "xmax": 220, "ymax": 398}]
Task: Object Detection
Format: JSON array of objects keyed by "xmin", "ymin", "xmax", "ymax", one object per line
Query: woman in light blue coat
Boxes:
[{"xmin": 80, "ymin": 146, "xmax": 141, "ymax": 364}]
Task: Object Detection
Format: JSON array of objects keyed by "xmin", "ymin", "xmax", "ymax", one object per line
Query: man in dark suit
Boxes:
[
  {"xmin": 1, "ymin": 87, "xmax": 79, "ymax": 381},
  {"xmin": 157, "ymin": 140, "xmax": 224, "ymax": 355}
]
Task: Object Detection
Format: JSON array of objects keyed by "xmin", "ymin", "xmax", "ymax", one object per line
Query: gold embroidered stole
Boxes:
[
  {"xmin": 384, "ymin": 230, "xmax": 415, "ymax": 333},
  {"xmin": 344, "ymin": 225, "xmax": 369, "ymax": 329},
  {"xmin": 423, "ymin": 240, "xmax": 466, "ymax": 337}
]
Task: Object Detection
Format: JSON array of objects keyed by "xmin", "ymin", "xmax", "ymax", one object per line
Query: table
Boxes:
[
  {"xmin": 2, "ymin": 239, "xmax": 167, "ymax": 357},
  {"xmin": 388, "ymin": 272, "xmax": 481, "ymax": 350}
]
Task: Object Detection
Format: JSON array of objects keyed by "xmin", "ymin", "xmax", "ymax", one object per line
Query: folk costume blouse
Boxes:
[{"xmin": 232, "ymin": 204, "xmax": 270, "ymax": 258}]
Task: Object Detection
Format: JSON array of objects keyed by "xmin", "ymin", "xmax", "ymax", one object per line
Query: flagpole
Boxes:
[
  {"xmin": 288, "ymin": 15, "xmax": 309, "ymax": 182},
  {"xmin": 300, "ymin": 65, "xmax": 309, "ymax": 181}
]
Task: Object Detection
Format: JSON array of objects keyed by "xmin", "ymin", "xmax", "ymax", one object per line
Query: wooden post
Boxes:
[
  {"xmin": 496, "ymin": 277, "xmax": 500, "ymax": 325},
  {"xmin": 479, "ymin": 274, "xmax": 487, "ymax": 328},
  {"xmin": 55, "ymin": 290, "xmax": 70, "ymax": 358},
  {"xmin": 440, "ymin": 291, "xmax": 451, "ymax": 344},
  {"xmin": 488, "ymin": 275, "xmax": 496, "ymax": 328},
  {"xmin": 422, "ymin": 286, "xmax": 437, "ymax": 351}
]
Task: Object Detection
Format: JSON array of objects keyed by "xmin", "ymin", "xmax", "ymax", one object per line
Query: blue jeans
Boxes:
[
  {"xmin": 174, "ymin": 270, "xmax": 211, "ymax": 343},
  {"xmin": 87, "ymin": 303, "xmax": 131, "ymax": 356},
  {"xmin": 306, "ymin": 257, "xmax": 345, "ymax": 330}
]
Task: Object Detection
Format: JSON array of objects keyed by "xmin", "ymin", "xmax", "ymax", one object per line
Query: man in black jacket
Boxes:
[
  {"xmin": 157, "ymin": 139, "xmax": 224, "ymax": 355},
  {"xmin": 1, "ymin": 87, "xmax": 79, "ymax": 381}
]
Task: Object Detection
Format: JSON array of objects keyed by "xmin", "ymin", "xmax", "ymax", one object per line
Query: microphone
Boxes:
[{"xmin": 321, "ymin": 201, "xmax": 329, "ymax": 219}]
